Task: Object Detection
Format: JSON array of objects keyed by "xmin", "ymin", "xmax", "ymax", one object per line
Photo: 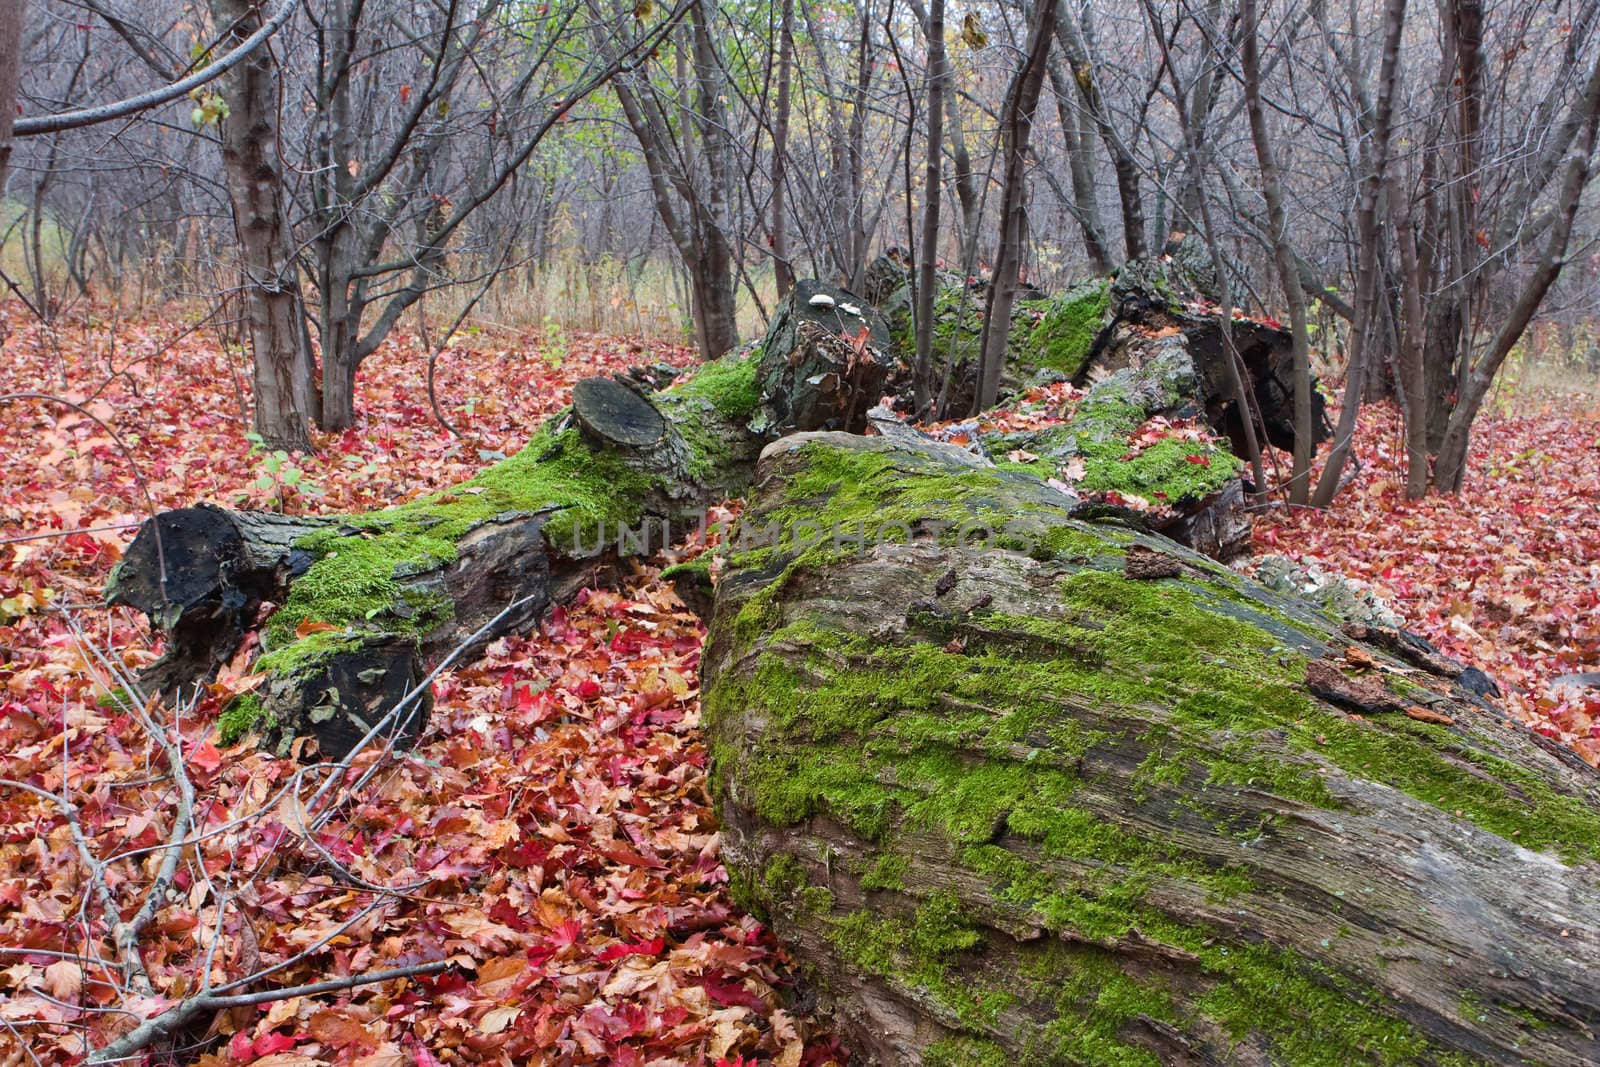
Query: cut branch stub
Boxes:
[
  {"xmin": 572, "ymin": 376, "xmax": 667, "ymax": 450},
  {"xmin": 703, "ymin": 432, "xmax": 1600, "ymax": 1066}
]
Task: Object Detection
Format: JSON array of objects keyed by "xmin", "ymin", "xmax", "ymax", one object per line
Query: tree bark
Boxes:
[
  {"xmin": 1311, "ymin": 0, "xmax": 1406, "ymax": 506},
  {"xmin": 212, "ymin": 0, "xmax": 317, "ymax": 454},
  {"xmin": 1431, "ymin": 45, "xmax": 1600, "ymax": 492},
  {"xmin": 912, "ymin": 0, "xmax": 948, "ymax": 417},
  {"xmin": 606, "ymin": 0, "xmax": 740, "ymax": 363},
  {"xmin": 0, "ymin": 1, "xmax": 24, "ymax": 205},
  {"xmin": 1055, "ymin": 4, "xmax": 1145, "ymax": 261},
  {"xmin": 1046, "ymin": 58, "xmax": 1112, "ymax": 275},
  {"xmin": 1240, "ymin": 0, "xmax": 1314, "ymax": 504},
  {"xmin": 770, "ymin": 0, "xmax": 796, "ymax": 298},
  {"xmin": 975, "ymin": 0, "xmax": 1057, "ymax": 413},
  {"xmin": 704, "ymin": 431, "xmax": 1600, "ymax": 1066}
]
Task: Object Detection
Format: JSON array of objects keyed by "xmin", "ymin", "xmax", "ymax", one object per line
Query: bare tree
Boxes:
[
  {"xmin": 600, "ymin": 0, "xmax": 740, "ymax": 361},
  {"xmin": 212, "ymin": 0, "xmax": 317, "ymax": 452},
  {"xmin": 975, "ymin": 0, "xmax": 1057, "ymax": 413},
  {"xmin": 1310, "ymin": 0, "xmax": 1406, "ymax": 506},
  {"xmin": 912, "ymin": 0, "xmax": 949, "ymax": 414},
  {"xmin": 1239, "ymin": 0, "xmax": 1312, "ymax": 502}
]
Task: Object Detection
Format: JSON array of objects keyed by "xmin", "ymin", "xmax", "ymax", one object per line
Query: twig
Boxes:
[
  {"xmin": 85, "ymin": 961, "xmax": 451, "ymax": 1064},
  {"xmin": 306, "ymin": 592, "xmax": 543, "ymax": 827},
  {"xmin": 0, "ymin": 779, "xmax": 153, "ymax": 995}
]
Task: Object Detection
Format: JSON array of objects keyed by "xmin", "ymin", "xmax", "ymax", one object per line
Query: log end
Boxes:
[
  {"xmin": 572, "ymin": 376, "xmax": 668, "ymax": 450},
  {"xmin": 105, "ymin": 504, "xmax": 244, "ymax": 620}
]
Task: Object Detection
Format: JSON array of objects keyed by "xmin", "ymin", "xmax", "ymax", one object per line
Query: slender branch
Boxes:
[
  {"xmin": 85, "ymin": 961, "xmax": 450, "ymax": 1064},
  {"xmin": 15, "ymin": 0, "xmax": 301, "ymax": 136}
]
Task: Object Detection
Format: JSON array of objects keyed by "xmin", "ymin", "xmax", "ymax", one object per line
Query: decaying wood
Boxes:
[
  {"xmin": 752, "ymin": 278, "xmax": 896, "ymax": 436},
  {"xmin": 108, "ymin": 355, "xmax": 774, "ymax": 758},
  {"xmin": 703, "ymin": 432, "xmax": 1600, "ymax": 1066},
  {"xmin": 111, "ymin": 262, "xmax": 1320, "ymax": 757}
]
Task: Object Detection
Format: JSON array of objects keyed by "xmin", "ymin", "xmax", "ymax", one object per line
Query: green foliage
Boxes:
[{"xmin": 245, "ymin": 433, "xmax": 324, "ymax": 512}]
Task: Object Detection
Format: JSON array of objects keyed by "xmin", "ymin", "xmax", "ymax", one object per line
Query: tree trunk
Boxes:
[
  {"xmin": 213, "ymin": 0, "xmax": 317, "ymax": 454},
  {"xmin": 0, "ymin": 0, "xmax": 19, "ymax": 192},
  {"xmin": 1389, "ymin": 171, "xmax": 1431, "ymax": 499},
  {"xmin": 1433, "ymin": 44, "xmax": 1600, "ymax": 493},
  {"xmin": 912, "ymin": 0, "xmax": 948, "ymax": 417},
  {"xmin": 975, "ymin": 0, "xmax": 1057, "ymax": 413},
  {"xmin": 1240, "ymin": 0, "xmax": 1313, "ymax": 504},
  {"xmin": 770, "ymin": 0, "xmax": 795, "ymax": 299},
  {"xmin": 1055, "ymin": 6, "xmax": 1144, "ymax": 261},
  {"xmin": 1046, "ymin": 58, "xmax": 1112, "ymax": 276},
  {"xmin": 704, "ymin": 431, "xmax": 1600, "ymax": 1067},
  {"xmin": 1311, "ymin": 0, "xmax": 1406, "ymax": 506}
]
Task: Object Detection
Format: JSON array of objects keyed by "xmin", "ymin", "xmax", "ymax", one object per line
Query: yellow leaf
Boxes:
[{"xmin": 479, "ymin": 1005, "xmax": 519, "ymax": 1034}]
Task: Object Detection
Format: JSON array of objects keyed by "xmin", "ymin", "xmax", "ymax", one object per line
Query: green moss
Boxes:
[
  {"xmin": 718, "ymin": 441, "xmax": 1119, "ymax": 577},
  {"xmin": 707, "ymin": 437, "xmax": 1600, "ymax": 1062},
  {"xmin": 660, "ymin": 557, "xmax": 712, "ymax": 587},
  {"xmin": 94, "ymin": 686, "xmax": 131, "ymax": 709},
  {"xmin": 925, "ymin": 1037, "xmax": 1009, "ymax": 1067},
  {"xmin": 714, "ymin": 525, "xmax": 1600, "ymax": 865},
  {"xmin": 1033, "ymin": 392, "xmax": 1242, "ymax": 503},
  {"xmin": 861, "ymin": 853, "xmax": 910, "ymax": 892},
  {"xmin": 253, "ymin": 629, "xmax": 366, "ymax": 676},
  {"xmin": 218, "ymin": 693, "xmax": 271, "ymax": 744},
  {"xmin": 829, "ymin": 892, "xmax": 1013, "ymax": 1030},
  {"xmin": 260, "ymin": 422, "xmax": 657, "ymax": 665},
  {"xmin": 663, "ymin": 352, "xmax": 761, "ymax": 421},
  {"xmin": 903, "ymin": 285, "xmax": 987, "ymax": 364},
  {"xmin": 466, "ymin": 425, "xmax": 655, "ymax": 547},
  {"xmin": 1019, "ymin": 280, "xmax": 1111, "ymax": 376},
  {"xmin": 1019, "ymin": 942, "xmax": 1171, "ymax": 1066},
  {"xmin": 747, "ymin": 852, "xmax": 835, "ymax": 918}
]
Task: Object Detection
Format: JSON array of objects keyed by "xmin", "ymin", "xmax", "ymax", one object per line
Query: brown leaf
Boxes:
[
  {"xmin": 309, "ymin": 1009, "xmax": 376, "ymax": 1051},
  {"xmin": 42, "ymin": 960, "xmax": 81, "ymax": 1000},
  {"xmin": 1344, "ymin": 646, "xmax": 1378, "ymax": 671},
  {"xmin": 1405, "ymin": 705, "xmax": 1456, "ymax": 726}
]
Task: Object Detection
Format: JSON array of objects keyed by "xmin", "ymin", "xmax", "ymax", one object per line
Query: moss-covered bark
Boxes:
[
  {"xmin": 110, "ymin": 356, "xmax": 766, "ymax": 757},
  {"xmin": 703, "ymin": 433, "xmax": 1600, "ymax": 1066}
]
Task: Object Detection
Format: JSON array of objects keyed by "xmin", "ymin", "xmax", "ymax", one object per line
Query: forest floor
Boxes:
[{"xmin": 0, "ymin": 305, "xmax": 1596, "ymax": 1064}]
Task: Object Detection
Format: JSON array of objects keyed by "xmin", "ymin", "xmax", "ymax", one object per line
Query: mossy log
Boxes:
[
  {"xmin": 107, "ymin": 355, "xmax": 771, "ymax": 758},
  {"xmin": 703, "ymin": 432, "xmax": 1600, "ymax": 1066},
  {"xmin": 985, "ymin": 324, "xmax": 1250, "ymax": 559},
  {"xmin": 1103, "ymin": 243, "xmax": 1327, "ymax": 456},
  {"xmin": 864, "ymin": 240, "xmax": 1327, "ymax": 460}
]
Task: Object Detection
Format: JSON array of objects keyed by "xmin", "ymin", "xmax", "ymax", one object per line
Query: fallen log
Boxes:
[
  {"xmin": 106, "ymin": 280, "xmax": 905, "ymax": 758},
  {"xmin": 867, "ymin": 238, "xmax": 1328, "ymax": 459},
  {"xmin": 108, "ymin": 352, "xmax": 770, "ymax": 757},
  {"xmin": 980, "ymin": 321, "xmax": 1252, "ymax": 559},
  {"xmin": 703, "ymin": 432, "xmax": 1600, "ymax": 1066}
]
